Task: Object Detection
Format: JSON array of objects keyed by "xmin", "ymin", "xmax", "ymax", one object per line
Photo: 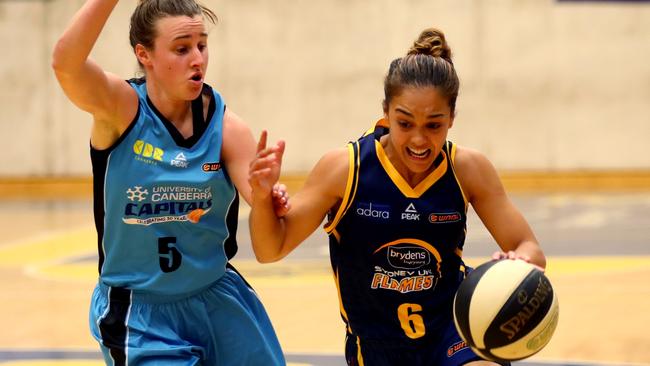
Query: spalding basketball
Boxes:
[{"xmin": 453, "ymin": 259, "xmax": 559, "ymax": 362}]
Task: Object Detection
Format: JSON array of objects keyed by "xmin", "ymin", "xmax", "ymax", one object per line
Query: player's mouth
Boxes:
[
  {"xmin": 189, "ymin": 72, "xmax": 203, "ymax": 84},
  {"xmin": 406, "ymin": 147, "xmax": 431, "ymax": 160}
]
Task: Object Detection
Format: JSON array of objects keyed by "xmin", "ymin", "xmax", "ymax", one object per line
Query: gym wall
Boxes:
[{"xmin": 1, "ymin": 0, "xmax": 649, "ymax": 178}]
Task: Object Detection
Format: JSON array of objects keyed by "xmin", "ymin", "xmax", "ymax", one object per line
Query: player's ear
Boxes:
[{"xmin": 135, "ymin": 44, "xmax": 152, "ymax": 67}]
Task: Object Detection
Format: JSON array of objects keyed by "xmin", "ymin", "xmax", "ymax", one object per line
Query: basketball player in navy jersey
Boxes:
[
  {"xmin": 249, "ymin": 28, "xmax": 546, "ymax": 366},
  {"xmin": 52, "ymin": 1, "xmax": 287, "ymax": 365}
]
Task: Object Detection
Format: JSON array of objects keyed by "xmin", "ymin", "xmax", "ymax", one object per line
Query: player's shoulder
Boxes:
[
  {"xmin": 222, "ymin": 108, "xmax": 252, "ymax": 138},
  {"xmin": 452, "ymin": 144, "xmax": 493, "ymax": 172},
  {"xmin": 307, "ymin": 147, "xmax": 350, "ymax": 199},
  {"xmin": 315, "ymin": 147, "xmax": 349, "ymax": 178},
  {"xmin": 453, "ymin": 144, "xmax": 503, "ymax": 201}
]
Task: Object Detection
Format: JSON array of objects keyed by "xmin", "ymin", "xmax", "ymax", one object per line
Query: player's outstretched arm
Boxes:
[
  {"xmin": 249, "ymin": 141, "xmax": 347, "ymax": 263},
  {"xmin": 52, "ymin": 0, "xmax": 136, "ymax": 147},
  {"xmin": 455, "ymin": 146, "xmax": 546, "ymax": 269}
]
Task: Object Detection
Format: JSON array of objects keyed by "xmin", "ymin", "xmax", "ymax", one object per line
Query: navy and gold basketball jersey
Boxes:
[
  {"xmin": 325, "ymin": 124, "xmax": 469, "ymax": 344},
  {"xmin": 90, "ymin": 79, "xmax": 239, "ymax": 296}
]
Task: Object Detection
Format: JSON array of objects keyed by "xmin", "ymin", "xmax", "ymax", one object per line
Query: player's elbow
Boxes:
[
  {"xmin": 254, "ymin": 251, "xmax": 285, "ymax": 264},
  {"xmin": 536, "ymin": 252, "xmax": 547, "ymax": 270},
  {"xmin": 51, "ymin": 40, "xmax": 68, "ymax": 74},
  {"xmin": 51, "ymin": 39, "xmax": 79, "ymax": 77},
  {"xmin": 253, "ymin": 242, "xmax": 289, "ymax": 264},
  {"xmin": 255, "ymin": 255, "xmax": 279, "ymax": 264}
]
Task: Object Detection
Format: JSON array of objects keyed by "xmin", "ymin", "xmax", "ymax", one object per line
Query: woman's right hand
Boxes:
[{"xmin": 249, "ymin": 130, "xmax": 286, "ymax": 202}]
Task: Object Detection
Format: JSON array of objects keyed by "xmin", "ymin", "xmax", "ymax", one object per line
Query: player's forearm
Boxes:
[
  {"xmin": 250, "ymin": 196, "xmax": 288, "ymax": 263},
  {"xmin": 52, "ymin": 0, "xmax": 119, "ymax": 73}
]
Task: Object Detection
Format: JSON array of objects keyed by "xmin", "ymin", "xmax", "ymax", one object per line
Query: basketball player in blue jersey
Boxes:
[
  {"xmin": 52, "ymin": 1, "xmax": 288, "ymax": 365},
  {"xmin": 249, "ymin": 28, "xmax": 546, "ymax": 366}
]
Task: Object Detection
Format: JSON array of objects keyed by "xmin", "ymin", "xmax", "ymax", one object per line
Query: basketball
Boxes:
[{"xmin": 453, "ymin": 259, "xmax": 559, "ymax": 362}]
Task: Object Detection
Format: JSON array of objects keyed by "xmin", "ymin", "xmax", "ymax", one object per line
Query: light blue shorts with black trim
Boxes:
[{"xmin": 89, "ymin": 268, "xmax": 285, "ymax": 366}]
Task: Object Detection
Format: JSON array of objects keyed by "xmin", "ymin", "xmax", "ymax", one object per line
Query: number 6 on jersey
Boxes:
[{"xmin": 398, "ymin": 303, "xmax": 425, "ymax": 339}]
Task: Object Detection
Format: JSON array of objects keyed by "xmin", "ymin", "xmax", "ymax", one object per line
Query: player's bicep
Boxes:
[
  {"xmin": 475, "ymin": 193, "xmax": 536, "ymax": 252},
  {"xmin": 457, "ymin": 148, "xmax": 535, "ymax": 251},
  {"xmin": 54, "ymin": 58, "xmax": 130, "ymax": 118}
]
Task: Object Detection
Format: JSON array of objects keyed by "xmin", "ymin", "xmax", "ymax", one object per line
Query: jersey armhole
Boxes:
[
  {"xmin": 324, "ymin": 141, "xmax": 360, "ymax": 234},
  {"xmin": 447, "ymin": 141, "xmax": 469, "ymax": 208}
]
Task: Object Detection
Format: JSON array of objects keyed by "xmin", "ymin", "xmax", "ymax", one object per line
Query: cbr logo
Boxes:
[{"xmin": 133, "ymin": 140, "xmax": 163, "ymax": 162}]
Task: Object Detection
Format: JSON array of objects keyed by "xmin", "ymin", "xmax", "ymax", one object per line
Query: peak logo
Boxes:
[
  {"xmin": 171, "ymin": 153, "xmax": 188, "ymax": 168},
  {"xmin": 401, "ymin": 203, "xmax": 420, "ymax": 221},
  {"xmin": 133, "ymin": 140, "xmax": 164, "ymax": 164},
  {"xmin": 356, "ymin": 202, "xmax": 390, "ymax": 219},
  {"xmin": 428, "ymin": 212, "xmax": 461, "ymax": 224}
]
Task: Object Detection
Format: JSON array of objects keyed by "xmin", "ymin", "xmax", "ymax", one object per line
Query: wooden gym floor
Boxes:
[{"xmin": 0, "ymin": 185, "xmax": 648, "ymax": 365}]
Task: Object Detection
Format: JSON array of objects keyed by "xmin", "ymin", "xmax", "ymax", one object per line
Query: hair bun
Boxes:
[{"xmin": 407, "ymin": 28, "xmax": 452, "ymax": 62}]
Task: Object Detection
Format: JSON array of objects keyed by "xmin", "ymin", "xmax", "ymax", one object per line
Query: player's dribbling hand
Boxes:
[{"xmin": 491, "ymin": 250, "xmax": 545, "ymax": 272}]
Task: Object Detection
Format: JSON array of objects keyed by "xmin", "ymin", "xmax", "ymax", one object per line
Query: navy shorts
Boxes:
[
  {"xmin": 89, "ymin": 268, "xmax": 285, "ymax": 366},
  {"xmin": 344, "ymin": 319, "xmax": 509, "ymax": 366}
]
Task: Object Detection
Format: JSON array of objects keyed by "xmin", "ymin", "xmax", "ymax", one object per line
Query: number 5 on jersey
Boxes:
[{"xmin": 158, "ymin": 237, "xmax": 182, "ymax": 273}]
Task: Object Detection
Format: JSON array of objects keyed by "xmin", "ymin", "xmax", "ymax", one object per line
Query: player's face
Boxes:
[
  {"xmin": 383, "ymin": 86, "xmax": 454, "ymax": 184},
  {"xmin": 143, "ymin": 15, "xmax": 209, "ymax": 100}
]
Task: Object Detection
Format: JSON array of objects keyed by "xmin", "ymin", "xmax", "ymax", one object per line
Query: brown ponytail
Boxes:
[{"xmin": 383, "ymin": 27, "xmax": 459, "ymax": 116}]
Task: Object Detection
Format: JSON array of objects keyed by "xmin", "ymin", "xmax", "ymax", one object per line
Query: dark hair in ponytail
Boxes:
[{"xmin": 383, "ymin": 28, "xmax": 460, "ymax": 117}]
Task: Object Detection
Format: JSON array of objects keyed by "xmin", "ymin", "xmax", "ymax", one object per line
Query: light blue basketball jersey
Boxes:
[{"xmin": 91, "ymin": 79, "xmax": 238, "ymax": 295}]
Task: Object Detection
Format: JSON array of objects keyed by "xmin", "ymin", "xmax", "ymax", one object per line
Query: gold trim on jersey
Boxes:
[
  {"xmin": 455, "ymin": 246, "xmax": 463, "ymax": 258},
  {"xmin": 334, "ymin": 268, "xmax": 352, "ymax": 334},
  {"xmin": 447, "ymin": 141, "xmax": 468, "ymax": 209},
  {"xmin": 374, "ymin": 140, "xmax": 448, "ymax": 199},
  {"xmin": 324, "ymin": 141, "xmax": 361, "ymax": 234},
  {"xmin": 447, "ymin": 141, "xmax": 468, "ymax": 260},
  {"xmin": 331, "ymin": 228, "xmax": 341, "ymax": 243},
  {"xmin": 357, "ymin": 336, "xmax": 365, "ymax": 366},
  {"xmin": 375, "ymin": 117, "xmax": 389, "ymax": 128},
  {"xmin": 361, "ymin": 118, "xmax": 386, "ymax": 137}
]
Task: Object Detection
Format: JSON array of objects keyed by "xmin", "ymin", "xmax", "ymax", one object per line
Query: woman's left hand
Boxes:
[
  {"xmin": 491, "ymin": 250, "xmax": 544, "ymax": 272},
  {"xmin": 272, "ymin": 183, "xmax": 291, "ymax": 217}
]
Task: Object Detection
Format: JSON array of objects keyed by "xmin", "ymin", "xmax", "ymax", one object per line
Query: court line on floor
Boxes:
[{"xmin": 1, "ymin": 349, "xmax": 646, "ymax": 366}]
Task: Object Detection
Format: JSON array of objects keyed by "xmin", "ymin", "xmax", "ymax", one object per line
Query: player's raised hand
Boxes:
[{"xmin": 249, "ymin": 130, "xmax": 286, "ymax": 201}]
